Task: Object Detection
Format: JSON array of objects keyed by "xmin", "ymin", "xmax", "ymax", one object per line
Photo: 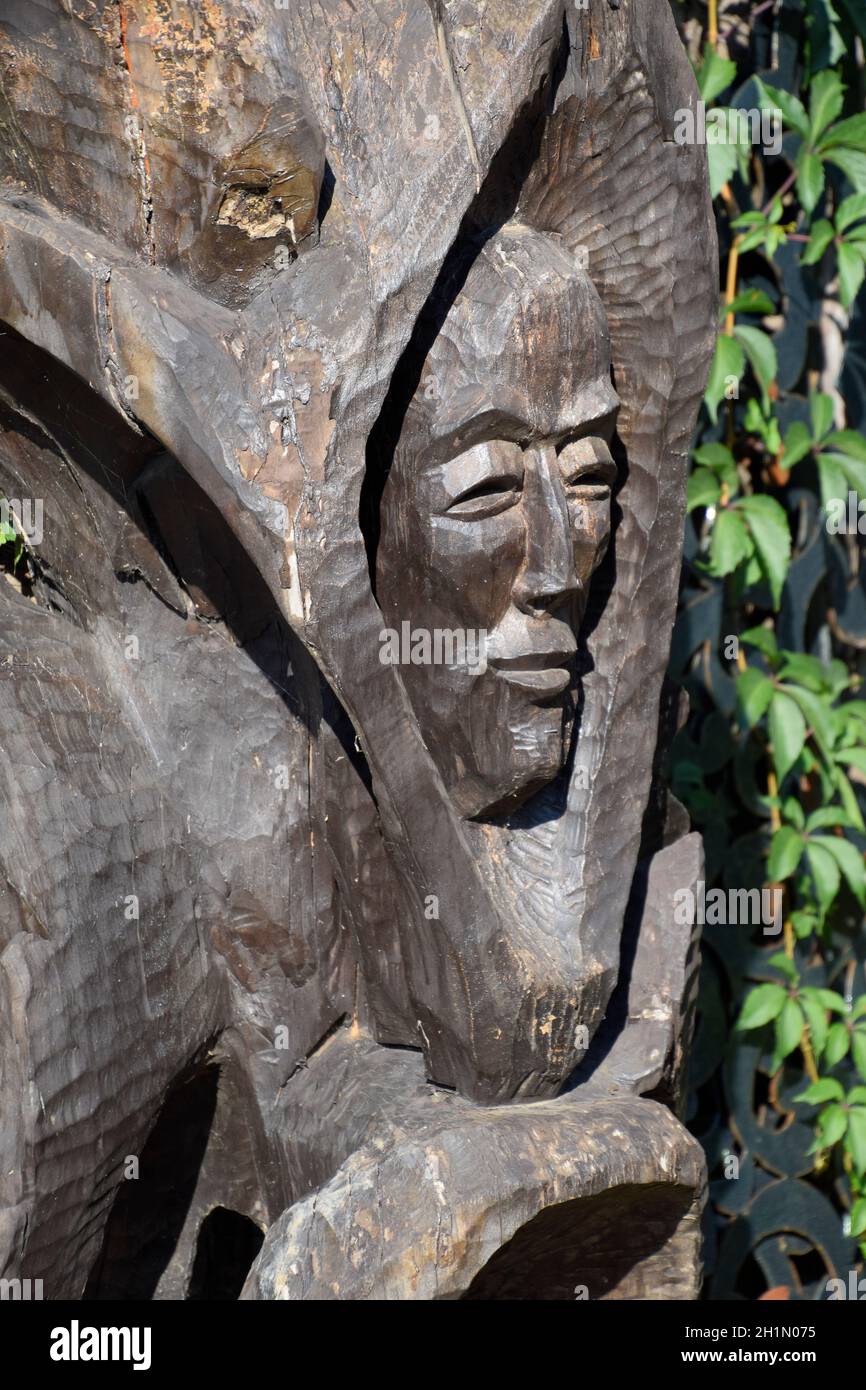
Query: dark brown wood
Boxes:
[{"xmin": 0, "ymin": 0, "xmax": 717, "ymax": 1299}]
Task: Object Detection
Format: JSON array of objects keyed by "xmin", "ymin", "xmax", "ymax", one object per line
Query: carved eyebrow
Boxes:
[
  {"xmin": 427, "ymin": 410, "xmax": 532, "ymax": 465},
  {"xmin": 545, "ymin": 380, "xmax": 621, "ymax": 444},
  {"xmin": 420, "ymin": 377, "xmax": 619, "ymax": 461}
]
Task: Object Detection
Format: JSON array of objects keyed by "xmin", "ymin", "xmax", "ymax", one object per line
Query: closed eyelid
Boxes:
[
  {"xmin": 437, "ymin": 440, "xmax": 525, "ymax": 503},
  {"xmin": 558, "ymin": 437, "xmax": 617, "ymax": 486},
  {"xmin": 564, "ymin": 463, "xmax": 616, "ymax": 488}
]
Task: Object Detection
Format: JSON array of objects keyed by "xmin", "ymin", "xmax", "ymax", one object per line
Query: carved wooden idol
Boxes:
[{"xmin": 0, "ymin": 0, "xmax": 716, "ymax": 1300}]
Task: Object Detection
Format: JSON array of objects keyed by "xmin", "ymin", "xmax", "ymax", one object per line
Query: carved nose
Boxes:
[{"xmin": 512, "ymin": 447, "xmax": 580, "ymax": 616}]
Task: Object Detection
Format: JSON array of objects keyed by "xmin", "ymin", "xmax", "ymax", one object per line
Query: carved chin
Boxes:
[{"xmin": 449, "ymin": 695, "xmax": 574, "ymax": 820}]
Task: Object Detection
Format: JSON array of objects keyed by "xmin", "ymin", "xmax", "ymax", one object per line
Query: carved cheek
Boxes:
[{"xmin": 428, "ymin": 511, "xmax": 525, "ymax": 627}]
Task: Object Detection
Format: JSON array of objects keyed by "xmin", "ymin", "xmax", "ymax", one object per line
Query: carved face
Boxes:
[{"xmin": 376, "ymin": 226, "xmax": 619, "ymax": 818}]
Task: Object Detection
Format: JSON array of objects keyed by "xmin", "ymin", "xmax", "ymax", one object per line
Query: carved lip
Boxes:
[{"xmin": 491, "ymin": 649, "xmax": 575, "ymax": 698}]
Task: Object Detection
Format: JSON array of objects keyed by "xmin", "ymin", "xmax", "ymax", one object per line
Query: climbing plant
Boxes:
[{"xmin": 670, "ymin": 0, "xmax": 866, "ymax": 1298}]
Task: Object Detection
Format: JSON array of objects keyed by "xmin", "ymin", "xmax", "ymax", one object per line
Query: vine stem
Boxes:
[
  {"xmin": 801, "ymin": 1029, "xmax": 821, "ymax": 1084},
  {"xmin": 766, "ymin": 766, "xmax": 796, "ymax": 960},
  {"xmin": 724, "ymin": 236, "xmax": 742, "ymax": 335},
  {"xmin": 708, "ymin": 0, "xmax": 719, "ymax": 49},
  {"xmin": 766, "ymin": 768, "xmax": 781, "ymax": 832}
]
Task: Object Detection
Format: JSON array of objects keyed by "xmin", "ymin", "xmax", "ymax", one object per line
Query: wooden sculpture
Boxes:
[{"xmin": 0, "ymin": 0, "xmax": 717, "ymax": 1299}]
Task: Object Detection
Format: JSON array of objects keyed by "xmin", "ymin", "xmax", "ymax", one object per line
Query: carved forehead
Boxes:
[{"xmin": 418, "ymin": 225, "xmax": 613, "ymax": 441}]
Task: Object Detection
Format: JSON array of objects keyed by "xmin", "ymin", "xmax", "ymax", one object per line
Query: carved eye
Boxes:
[
  {"xmin": 444, "ymin": 441, "xmax": 524, "ymax": 519},
  {"xmin": 448, "ymin": 475, "xmax": 522, "ymax": 519},
  {"xmin": 558, "ymin": 437, "xmax": 616, "ymax": 496}
]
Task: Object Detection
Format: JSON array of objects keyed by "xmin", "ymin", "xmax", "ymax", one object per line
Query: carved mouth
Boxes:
[{"xmin": 492, "ymin": 651, "xmax": 575, "ymax": 698}]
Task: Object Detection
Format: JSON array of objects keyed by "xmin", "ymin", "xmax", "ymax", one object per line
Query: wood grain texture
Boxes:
[
  {"xmin": 242, "ymin": 1092, "xmax": 706, "ymax": 1301},
  {"xmin": 0, "ymin": 0, "xmax": 716, "ymax": 1298}
]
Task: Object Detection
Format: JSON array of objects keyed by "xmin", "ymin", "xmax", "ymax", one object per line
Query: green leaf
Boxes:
[
  {"xmin": 779, "ymin": 684, "xmax": 835, "ymax": 758},
  {"xmin": 809, "ymin": 70, "xmax": 846, "ymax": 141},
  {"xmin": 693, "ymin": 442, "xmax": 735, "ymax": 469},
  {"xmin": 691, "ymin": 443, "xmax": 740, "ymax": 495},
  {"xmin": 846, "ymin": 1108, "xmax": 866, "ymax": 1174},
  {"xmin": 820, "ymin": 451, "xmax": 866, "ymax": 500},
  {"xmin": 809, "ymin": 989, "xmax": 849, "ymax": 1014},
  {"xmin": 800, "ymin": 218, "xmax": 835, "ymax": 266},
  {"xmin": 769, "ymin": 690, "xmax": 807, "ymax": 781},
  {"xmin": 837, "ymin": 193, "xmax": 866, "ymax": 233},
  {"xmin": 810, "ymin": 835, "xmax": 866, "ymax": 907},
  {"xmin": 810, "ymin": 392, "xmax": 835, "ymax": 441},
  {"xmin": 791, "ymin": 909, "xmax": 818, "ymax": 940},
  {"xmin": 806, "ymin": 840, "xmax": 842, "ymax": 909},
  {"xmin": 737, "ymin": 495, "xmax": 791, "ymax": 607},
  {"xmin": 737, "ymin": 981, "xmax": 787, "ymax": 1029},
  {"xmin": 696, "ymin": 44, "xmax": 738, "ymax": 104},
  {"xmin": 826, "ymin": 1020, "xmax": 850, "ymax": 1067},
  {"xmin": 805, "ymin": 806, "xmax": 857, "ymax": 831},
  {"xmin": 781, "ymin": 419, "xmax": 813, "ymax": 466},
  {"xmin": 768, "ymin": 951, "xmax": 799, "ymax": 984},
  {"xmin": 825, "ymin": 147, "xmax": 866, "ymax": 192},
  {"xmin": 686, "ymin": 468, "xmax": 721, "ymax": 512},
  {"xmin": 707, "ymin": 507, "xmax": 753, "ymax": 578},
  {"xmin": 733, "ymin": 325, "xmax": 778, "ymax": 411},
  {"xmin": 823, "ymin": 430, "xmax": 866, "ymax": 461},
  {"xmin": 705, "ymin": 334, "xmax": 745, "ymax": 423},
  {"xmin": 742, "ymin": 625, "xmax": 778, "ymax": 661},
  {"xmin": 796, "ymin": 1078, "xmax": 845, "ymax": 1104},
  {"xmin": 783, "ymin": 796, "xmax": 806, "ymax": 830},
  {"xmin": 744, "ymin": 398, "xmax": 782, "ymax": 452},
  {"xmin": 776, "ymin": 996, "xmax": 805, "ymax": 1058},
  {"xmin": 825, "ymin": 658, "xmax": 852, "ymax": 696},
  {"xmin": 724, "ymin": 288, "xmax": 776, "ymax": 318},
  {"xmin": 853, "ymin": 1029, "xmax": 866, "ymax": 1082},
  {"xmin": 796, "ymin": 150, "xmax": 826, "ymax": 214},
  {"xmin": 838, "ymin": 242, "xmax": 866, "ymax": 308},
  {"xmin": 767, "ymin": 825, "xmax": 805, "ymax": 881},
  {"xmin": 817, "ymin": 452, "xmax": 851, "ymax": 513},
  {"xmin": 820, "ymin": 112, "xmax": 866, "ymax": 153},
  {"xmin": 801, "ymin": 993, "xmax": 829, "ymax": 1058},
  {"xmin": 836, "ymin": 748, "xmax": 866, "ymax": 777},
  {"xmin": 819, "ymin": 1103, "xmax": 849, "ymax": 1147},
  {"xmin": 810, "ymin": 0, "xmax": 848, "ymax": 68},
  {"xmin": 776, "ymin": 651, "xmax": 830, "ymax": 692},
  {"xmin": 733, "ymin": 214, "xmax": 767, "ymax": 255},
  {"xmin": 708, "ymin": 140, "xmax": 740, "ymax": 200},
  {"xmin": 736, "ymin": 667, "xmax": 775, "ymax": 727},
  {"xmin": 850, "ymin": 1198, "xmax": 866, "ymax": 1239},
  {"xmin": 756, "ymin": 80, "xmax": 809, "ymax": 140},
  {"xmin": 833, "ymin": 767, "xmax": 866, "ymax": 833},
  {"xmin": 778, "ymin": 678, "xmax": 834, "ymax": 756}
]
